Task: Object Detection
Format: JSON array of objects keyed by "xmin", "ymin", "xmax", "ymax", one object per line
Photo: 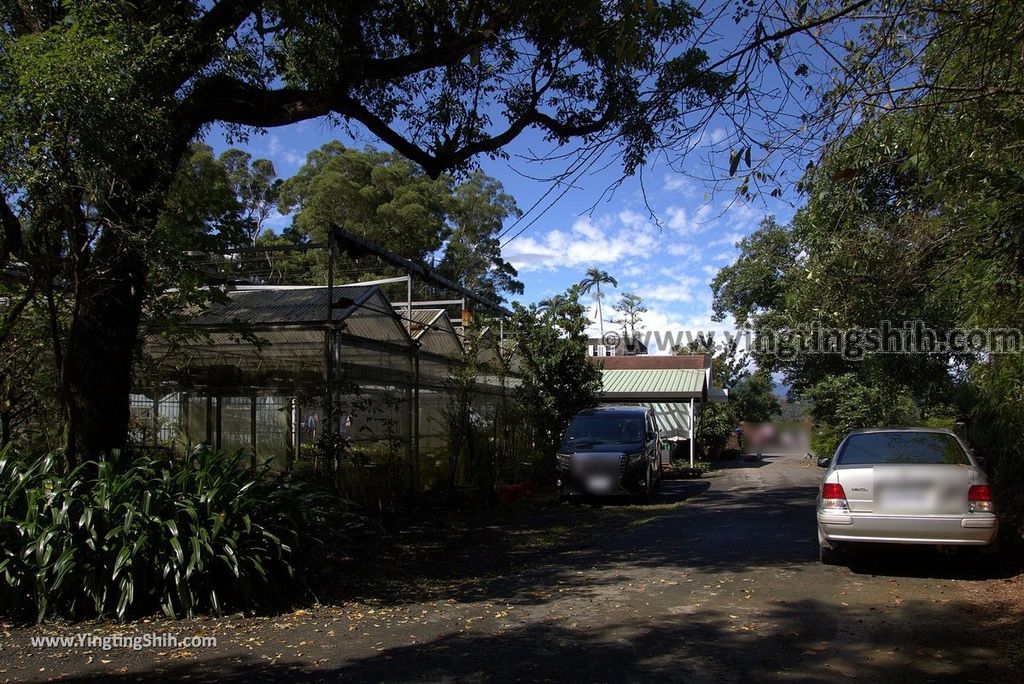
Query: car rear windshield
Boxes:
[
  {"xmin": 564, "ymin": 415, "xmax": 645, "ymax": 445},
  {"xmin": 837, "ymin": 432, "xmax": 970, "ymax": 466}
]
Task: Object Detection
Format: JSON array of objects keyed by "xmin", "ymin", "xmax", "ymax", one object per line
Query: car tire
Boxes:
[
  {"xmin": 978, "ymin": 538, "xmax": 1000, "ymax": 557},
  {"xmin": 636, "ymin": 469, "xmax": 654, "ymax": 504},
  {"xmin": 819, "ymin": 541, "xmax": 844, "ymax": 566}
]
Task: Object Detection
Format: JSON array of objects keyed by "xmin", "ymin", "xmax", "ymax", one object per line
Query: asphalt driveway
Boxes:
[{"xmin": 2, "ymin": 454, "xmax": 1021, "ymax": 682}]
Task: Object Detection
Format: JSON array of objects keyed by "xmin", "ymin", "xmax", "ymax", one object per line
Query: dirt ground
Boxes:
[{"xmin": 2, "ymin": 454, "xmax": 1021, "ymax": 682}]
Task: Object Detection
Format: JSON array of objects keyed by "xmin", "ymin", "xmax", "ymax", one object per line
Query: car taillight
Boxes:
[
  {"xmin": 821, "ymin": 482, "xmax": 849, "ymax": 510},
  {"xmin": 968, "ymin": 485, "xmax": 994, "ymax": 513}
]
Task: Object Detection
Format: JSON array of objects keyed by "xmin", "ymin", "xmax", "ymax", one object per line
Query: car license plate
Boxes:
[
  {"xmin": 879, "ymin": 486, "xmax": 930, "ymax": 510},
  {"xmin": 586, "ymin": 475, "xmax": 613, "ymax": 492}
]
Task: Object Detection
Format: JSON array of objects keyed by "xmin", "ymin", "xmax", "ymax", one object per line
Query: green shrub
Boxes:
[
  {"xmin": 0, "ymin": 448, "xmax": 353, "ymax": 622},
  {"xmin": 697, "ymin": 403, "xmax": 734, "ymax": 454}
]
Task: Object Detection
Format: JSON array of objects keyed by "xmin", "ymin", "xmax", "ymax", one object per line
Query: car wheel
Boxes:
[
  {"xmin": 634, "ymin": 469, "xmax": 654, "ymax": 504},
  {"xmin": 819, "ymin": 541, "xmax": 844, "ymax": 566},
  {"xmin": 978, "ymin": 538, "xmax": 1000, "ymax": 557}
]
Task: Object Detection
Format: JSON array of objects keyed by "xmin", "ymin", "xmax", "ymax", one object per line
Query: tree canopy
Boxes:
[
  {"xmin": 0, "ymin": 0, "xmax": 757, "ymax": 457},
  {"xmin": 709, "ymin": 0, "xmax": 1024, "ymax": 499}
]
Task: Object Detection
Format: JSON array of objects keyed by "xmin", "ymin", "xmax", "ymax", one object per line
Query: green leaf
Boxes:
[
  {"xmin": 169, "ymin": 538, "xmax": 185, "ymax": 567},
  {"xmin": 112, "ymin": 546, "xmax": 131, "ymax": 580}
]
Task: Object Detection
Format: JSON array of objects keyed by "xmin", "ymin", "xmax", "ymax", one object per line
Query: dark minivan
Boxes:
[{"xmin": 556, "ymin": 405, "xmax": 662, "ymax": 501}]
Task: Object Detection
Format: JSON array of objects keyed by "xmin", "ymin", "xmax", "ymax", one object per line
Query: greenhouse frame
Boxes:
[{"xmin": 131, "ymin": 229, "xmax": 522, "ymax": 497}]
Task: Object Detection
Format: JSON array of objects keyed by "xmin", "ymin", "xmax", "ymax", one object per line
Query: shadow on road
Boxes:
[
  {"xmin": 844, "ymin": 544, "xmax": 1022, "ymax": 580},
  {"xmin": 568, "ymin": 478, "xmax": 711, "ymax": 507},
  {"xmin": 43, "ymin": 594, "xmax": 1022, "ymax": 683}
]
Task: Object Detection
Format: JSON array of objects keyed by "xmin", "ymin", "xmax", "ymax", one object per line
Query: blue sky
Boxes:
[
  {"xmin": 206, "ymin": 119, "xmax": 795, "ymax": 354},
  {"xmin": 200, "ymin": 10, "xmax": 814, "ymax": 353}
]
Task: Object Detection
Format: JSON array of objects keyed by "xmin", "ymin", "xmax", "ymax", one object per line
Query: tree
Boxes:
[
  {"xmin": 805, "ymin": 374, "xmax": 919, "ymax": 456},
  {"xmin": 277, "ymin": 143, "xmax": 451, "ymax": 261},
  {"xmin": 0, "ymin": 1, "xmax": 889, "ymax": 460},
  {"xmin": 220, "ymin": 149, "xmax": 281, "ymax": 246},
  {"xmin": 611, "ymin": 293, "xmax": 647, "ymax": 349},
  {"xmin": 729, "ymin": 372, "xmax": 781, "ymax": 424},
  {"xmin": 536, "ymin": 294, "xmax": 567, "ymax": 316},
  {"xmin": 578, "ymin": 268, "xmax": 618, "ymax": 340},
  {"xmin": 512, "ymin": 287, "xmax": 602, "ymax": 463},
  {"xmin": 675, "ymin": 334, "xmax": 749, "ymax": 390},
  {"xmin": 275, "ymin": 144, "xmax": 525, "ymax": 298},
  {"xmin": 437, "ymin": 170, "xmax": 523, "ymax": 301}
]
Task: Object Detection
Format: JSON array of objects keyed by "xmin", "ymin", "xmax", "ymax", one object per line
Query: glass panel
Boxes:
[
  {"xmin": 188, "ymin": 397, "xmax": 210, "ymax": 447},
  {"xmin": 220, "ymin": 397, "xmax": 252, "ymax": 457},
  {"xmin": 255, "ymin": 397, "xmax": 289, "ymax": 469},
  {"xmin": 128, "ymin": 393, "xmax": 154, "ymax": 445},
  {"xmin": 838, "ymin": 432, "xmax": 969, "ymax": 466},
  {"xmin": 156, "ymin": 393, "xmax": 182, "ymax": 447}
]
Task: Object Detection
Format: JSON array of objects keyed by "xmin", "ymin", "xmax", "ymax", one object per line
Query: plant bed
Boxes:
[
  {"xmin": 661, "ymin": 462, "xmax": 707, "ymax": 479},
  {"xmin": 0, "ymin": 448, "xmax": 355, "ymax": 623}
]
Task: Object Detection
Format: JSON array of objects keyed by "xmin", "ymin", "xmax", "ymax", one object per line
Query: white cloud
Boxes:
[
  {"xmin": 665, "ymin": 203, "xmax": 714, "ymax": 236},
  {"xmin": 711, "ymin": 250, "xmax": 735, "ymax": 262},
  {"xmin": 707, "ymin": 231, "xmax": 744, "ymax": 248},
  {"xmin": 263, "ymin": 134, "xmax": 306, "ymax": 170},
  {"xmin": 719, "ymin": 200, "xmax": 764, "ymax": 232},
  {"xmin": 635, "ymin": 274, "xmax": 701, "ymax": 303},
  {"xmin": 662, "ymin": 174, "xmax": 697, "ymax": 196},
  {"xmin": 687, "ymin": 126, "xmax": 728, "ymax": 150},
  {"xmin": 666, "ymin": 242, "xmax": 701, "ymax": 258},
  {"xmin": 504, "ymin": 214, "xmax": 658, "ymax": 272}
]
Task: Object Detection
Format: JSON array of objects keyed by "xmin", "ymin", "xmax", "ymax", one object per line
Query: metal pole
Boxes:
[
  {"xmin": 325, "ymin": 239, "xmax": 335, "ymax": 438},
  {"xmin": 689, "ymin": 397, "xmax": 695, "ymax": 468},
  {"xmin": 250, "ymin": 395, "xmax": 258, "ymax": 471},
  {"xmin": 406, "ymin": 272, "xmax": 413, "ymax": 334},
  {"xmin": 412, "ymin": 348, "xmax": 420, "ymax": 496}
]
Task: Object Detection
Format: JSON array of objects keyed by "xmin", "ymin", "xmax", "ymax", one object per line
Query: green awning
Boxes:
[{"xmin": 600, "ymin": 368, "xmax": 705, "ymax": 401}]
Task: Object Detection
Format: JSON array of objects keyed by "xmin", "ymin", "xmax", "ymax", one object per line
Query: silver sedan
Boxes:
[{"xmin": 816, "ymin": 427, "xmax": 998, "ymax": 565}]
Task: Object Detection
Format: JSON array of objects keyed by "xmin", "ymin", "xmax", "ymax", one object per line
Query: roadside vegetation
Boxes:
[
  {"xmin": 710, "ymin": 1, "xmax": 1024, "ymax": 519},
  {"xmin": 0, "ymin": 449, "xmax": 349, "ymax": 622}
]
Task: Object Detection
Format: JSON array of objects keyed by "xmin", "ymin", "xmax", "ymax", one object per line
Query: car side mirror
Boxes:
[
  {"xmin": 646, "ymin": 430, "xmax": 657, "ymax": 443},
  {"xmin": 816, "ymin": 456, "xmax": 832, "ymax": 468},
  {"xmin": 975, "ymin": 455, "xmax": 987, "ymax": 470}
]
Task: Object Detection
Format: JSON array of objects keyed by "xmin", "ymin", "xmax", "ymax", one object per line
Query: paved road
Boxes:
[{"xmin": 3, "ymin": 454, "xmax": 1021, "ymax": 682}]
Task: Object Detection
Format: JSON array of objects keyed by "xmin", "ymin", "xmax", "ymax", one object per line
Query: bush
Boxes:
[
  {"xmin": 0, "ymin": 448, "xmax": 352, "ymax": 622},
  {"xmin": 697, "ymin": 403, "xmax": 734, "ymax": 455}
]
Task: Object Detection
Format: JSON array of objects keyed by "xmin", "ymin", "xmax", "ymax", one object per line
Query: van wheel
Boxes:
[
  {"xmin": 643, "ymin": 469, "xmax": 655, "ymax": 503},
  {"xmin": 819, "ymin": 542, "xmax": 844, "ymax": 566}
]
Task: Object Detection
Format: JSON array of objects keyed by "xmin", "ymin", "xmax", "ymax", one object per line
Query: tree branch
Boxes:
[
  {"xmin": 180, "ymin": 77, "xmax": 334, "ymax": 129},
  {"xmin": 356, "ymin": 12, "xmax": 510, "ymax": 81},
  {"xmin": 171, "ymin": 0, "xmax": 261, "ymax": 91}
]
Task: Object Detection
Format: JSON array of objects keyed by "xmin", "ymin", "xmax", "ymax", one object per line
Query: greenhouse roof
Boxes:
[{"xmin": 190, "ymin": 285, "xmax": 377, "ymax": 328}]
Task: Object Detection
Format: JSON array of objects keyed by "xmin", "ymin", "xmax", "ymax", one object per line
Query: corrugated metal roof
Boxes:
[
  {"xmin": 601, "ymin": 368, "xmax": 705, "ymax": 399},
  {"xmin": 408, "ymin": 309, "xmax": 464, "ymax": 358},
  {"xmin": 404, "ymin": 309, "xmax": 446, "ymax": 339},
  {"xmin": 648, "ymin": 402, "xmax": 693, "ymax": 439},
  {"xmin": 189, "ymin": 285, "xmax": 377, "ymax": 327}
]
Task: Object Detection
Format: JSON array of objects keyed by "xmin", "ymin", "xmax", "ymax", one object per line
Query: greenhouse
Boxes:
[{"xmin": 131, "ymin": 233, "xmax": 522, "ymax": 498}]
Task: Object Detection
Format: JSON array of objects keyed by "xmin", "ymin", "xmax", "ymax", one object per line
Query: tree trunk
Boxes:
[{"xmin": 62, "ymin": 251, "xmax": 146, "ymax": 463}]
